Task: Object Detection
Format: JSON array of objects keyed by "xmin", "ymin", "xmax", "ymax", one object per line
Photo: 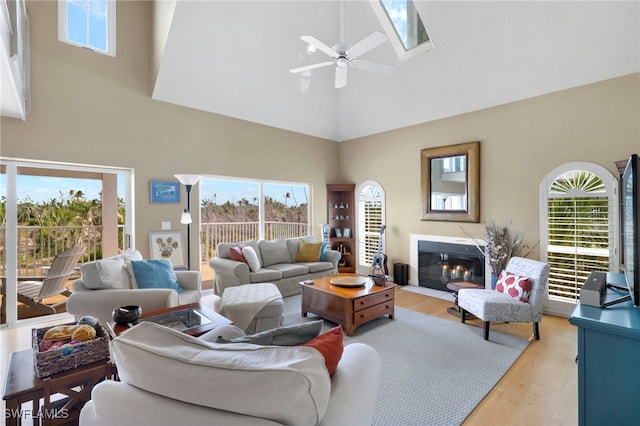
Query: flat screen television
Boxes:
[{"xmin": 621, "ymin": 153, "xmax": 640, "ymax": 306}]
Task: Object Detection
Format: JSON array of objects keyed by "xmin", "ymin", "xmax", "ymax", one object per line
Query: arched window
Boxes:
[
  {"xmin": 540, "ymin": 162, "xmax": 619, "ymax": 316},
  {"xmin": 357, "ymin": 181, "xmax": 386, "ymax": 274}
]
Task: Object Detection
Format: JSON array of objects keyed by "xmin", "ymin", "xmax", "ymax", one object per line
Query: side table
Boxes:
[
  {"xmin": 446, "ymin": 281, "xmax": 484, "ymax": 320},
  {"xmin": 3, "ymin": 349, "xmax": 115, "ymax": 426}
]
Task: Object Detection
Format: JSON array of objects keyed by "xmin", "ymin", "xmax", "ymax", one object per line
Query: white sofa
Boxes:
[
  {"xmin": 209, "ymin": 237, "xmax": 340, "ymax": 297},
  {"xmin": 80, "ymin": 322, "xmax": 382, "ymax": 426},
  {"xmin": 66, "ymin": 250, "xmax": 203, "ymax": 325}
]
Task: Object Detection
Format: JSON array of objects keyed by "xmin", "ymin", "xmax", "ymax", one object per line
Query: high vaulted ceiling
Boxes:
[{"xmin": 153, "ymin": 1, "xmax": 639, "ymax": 142}]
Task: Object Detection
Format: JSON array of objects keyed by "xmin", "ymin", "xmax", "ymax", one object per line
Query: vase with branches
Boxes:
[{"xmin": 462, "ymin": 221, "xmax": 538, "ymax": 286}]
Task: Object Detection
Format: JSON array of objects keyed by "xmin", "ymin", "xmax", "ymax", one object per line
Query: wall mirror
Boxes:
[{"xmin": 421, "ymin": 141, "xmax": 480, "ymax": 222}]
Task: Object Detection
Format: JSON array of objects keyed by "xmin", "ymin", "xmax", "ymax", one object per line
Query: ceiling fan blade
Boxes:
[
  {"xmin": 335, "ymin": 65, "xmax": 348, "ymax": 89},
  {"xmin": 350, "ymin": 59, "xmax": 394, "ymax": 74},
  {"xmin": 300, "ymin": 36, "xmax": 339, "ymax": 59},
  {"xmin": 346, "ymin": 31, "xmax": 388, "ymax": 58},
  {"xmin": 289, "ymin": 61, "xmax": 334, "ymax": 74}
]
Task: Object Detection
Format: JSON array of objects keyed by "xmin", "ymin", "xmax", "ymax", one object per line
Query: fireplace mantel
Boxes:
[{"xmin": 409, "ymin": 234, "xmax": 490, "ymax": 289}]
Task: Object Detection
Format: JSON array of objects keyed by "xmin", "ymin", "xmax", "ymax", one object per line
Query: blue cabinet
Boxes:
[{"xmin": 569, "ymin": 275, "xmax": 640, "ymax": 426}]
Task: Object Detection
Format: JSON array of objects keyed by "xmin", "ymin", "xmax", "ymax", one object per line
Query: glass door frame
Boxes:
[{"xmin": 1, "ymin": 157, "xmax": 134, "ymax": 327}]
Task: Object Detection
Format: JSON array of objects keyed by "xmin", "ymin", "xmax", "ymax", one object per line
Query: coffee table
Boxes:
[
  {"xmin": 108, "ymin": 302, "xmax": 232, "ymax": 338},
  {"xmin": 301, "ymin": 274, "xmax": 396, "ymax": 336}
]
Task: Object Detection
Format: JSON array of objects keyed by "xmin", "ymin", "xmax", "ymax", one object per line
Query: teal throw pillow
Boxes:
[
  {"xmin": 319, "ymin": 241, "xmax": 329, "ymax": 261},
  {"xmin": 130, "ymin": 259, "xmax": 184, "ymax": 293}
]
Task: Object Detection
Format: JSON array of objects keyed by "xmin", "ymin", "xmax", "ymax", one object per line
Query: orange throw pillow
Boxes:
[{"xmin": 301, "ymin": 325, "xmax": 344, "ymax": 376}]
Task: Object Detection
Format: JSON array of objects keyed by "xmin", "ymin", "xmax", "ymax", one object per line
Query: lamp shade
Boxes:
[
  {"xmin": 174, "ymin": 174, "xmax": 202, "ymax": 186},
  {"xmin": 180, "ymin": 209, "xmax": 192, "ymax": 224}
]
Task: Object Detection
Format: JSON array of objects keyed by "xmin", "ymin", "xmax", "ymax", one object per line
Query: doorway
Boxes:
[{"xmin": 0, "ymin": 158, "xmax": 134, "ymax": 327}]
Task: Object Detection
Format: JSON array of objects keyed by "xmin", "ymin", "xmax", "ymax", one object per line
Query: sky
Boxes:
[
  {"xmin": 0, "ymin": 175, "xmax": 309, "ymax": 206},
  {"xmin": 0, "ymin": 175, "xmax": 105, "ymax": 203},
  {"xmin": 200, "ymin": 179, "xmax": 309, "ymax": 207}
]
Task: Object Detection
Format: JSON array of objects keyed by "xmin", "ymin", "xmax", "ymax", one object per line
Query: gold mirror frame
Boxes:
[{"xmin": 420, "ymin": 141, "xmax": 480, "ymax": 222}]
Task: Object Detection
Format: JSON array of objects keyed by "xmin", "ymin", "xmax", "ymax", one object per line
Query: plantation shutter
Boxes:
[
  {"xmin": 544, "ymin": 168, "xmax": 616, "ymax": 304},
  {"xmin": 358, "ymin": 182, "xmax": 385, "ymax": 269}
]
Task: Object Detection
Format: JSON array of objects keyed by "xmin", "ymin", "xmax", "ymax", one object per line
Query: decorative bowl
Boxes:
[{"xmin": 112, "ymin": 305, "xmax": 142, "ymax": 325}]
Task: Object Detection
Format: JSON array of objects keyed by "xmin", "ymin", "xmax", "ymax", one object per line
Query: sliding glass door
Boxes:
[{"xmin": 0, "ymin": 158, "xmax": 134, "ymax": 327}]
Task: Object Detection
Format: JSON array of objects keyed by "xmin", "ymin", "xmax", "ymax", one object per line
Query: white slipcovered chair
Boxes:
[{"xmin": 458, "ymin": 257, "xmax": 550, "ymax": 341}]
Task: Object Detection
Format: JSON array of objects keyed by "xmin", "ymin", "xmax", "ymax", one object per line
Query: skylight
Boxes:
[{"xmin": 370, "ymin": 0, "xmax": 433, "ymax": 60}]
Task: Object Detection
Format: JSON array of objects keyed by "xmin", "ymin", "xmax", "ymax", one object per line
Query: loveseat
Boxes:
[
  {"xmin": 80, "ymin": 322, "xmax": 382, "ymax": 426},
  {"xmin": 66, "ymin": 250, "xmax": 203, "ymax": 325},
  {"xmin": 209, "ymin": 237, "xmax": 340, "ymax": 297}
]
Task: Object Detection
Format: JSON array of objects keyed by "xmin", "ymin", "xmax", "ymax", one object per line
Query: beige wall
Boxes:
[
  {"xmin": 0, "ymin": 1, "xmax": 339, "ymax": 267},
  {"xmin": 340, "ymin": 72, "xmax": 640, "ymax": 269},
  {"xmin": 1, "ymin": 2, "xmax": 638, "ymax": 274}
]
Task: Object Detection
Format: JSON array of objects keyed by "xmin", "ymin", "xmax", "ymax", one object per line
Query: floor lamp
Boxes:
[{"xmin": 175, "ymin": 174, "xmax": 201, "ymax": 270}]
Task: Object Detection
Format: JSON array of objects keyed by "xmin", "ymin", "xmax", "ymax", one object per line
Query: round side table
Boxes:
[{"xmin": 446, "ymin": 281, "xmax": 484, "ymax": 319}]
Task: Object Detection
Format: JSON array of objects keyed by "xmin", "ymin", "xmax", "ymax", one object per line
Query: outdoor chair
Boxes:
[
  {"xmin": 457, "ymin": 256, "xmax": 550, "ymax": 341},
  {"xmin": 2, "ymin": 245, "xmax": 85, "ymax": 316}
]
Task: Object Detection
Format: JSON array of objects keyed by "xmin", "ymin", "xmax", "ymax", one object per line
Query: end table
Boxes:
[{"xmin": 3, "ymin": 349, "xmax": 115, "ymax": 426}]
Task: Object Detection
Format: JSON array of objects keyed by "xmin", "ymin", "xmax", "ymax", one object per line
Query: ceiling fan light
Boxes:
[
  {"xmin": 305, "ymin": 44, "xmax": 317, "ymax": 55},
  {"xmin": 336, "ymin": 58, "xmax": 348, "ymax": 67}
]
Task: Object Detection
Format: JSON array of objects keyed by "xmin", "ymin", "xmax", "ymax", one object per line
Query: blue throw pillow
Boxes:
[
  {"xmin": 130, "ymin": 259, "xmax": 184, "ymax": 293},
  {"xmin": 320, "ymin": 241, "xmax": 329, "ymax": 261}
]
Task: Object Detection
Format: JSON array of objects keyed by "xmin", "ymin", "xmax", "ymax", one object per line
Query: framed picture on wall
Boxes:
[
  {"xmin": 150, "ymin": 180, "xmax": 180, "ymax": 203},
  {"xmin": 149, "ymin": 231, "xmax": 186, "ymax": 269}
]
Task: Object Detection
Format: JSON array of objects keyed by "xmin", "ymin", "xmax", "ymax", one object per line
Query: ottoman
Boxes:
[{"xmin": 219, "ymin": 283, "xmax": 284, "ymax": 334}]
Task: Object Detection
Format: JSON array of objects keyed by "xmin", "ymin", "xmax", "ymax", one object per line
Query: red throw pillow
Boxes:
[
  {"xmin": 495, "ymin": 270, "xmax": 532, "ymax": 303},
  {"xmin": 301, "ymin": 325, "xmax": 344, "ymax": 376},
  {"xmin": 229, "ymin": 245, "xmax": 247, "ymax": 263}
]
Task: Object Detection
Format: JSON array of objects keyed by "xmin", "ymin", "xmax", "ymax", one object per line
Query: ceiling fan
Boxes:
[{"xmin": 289, "ymin": 0, "xmax": 393, "ymax": 89}]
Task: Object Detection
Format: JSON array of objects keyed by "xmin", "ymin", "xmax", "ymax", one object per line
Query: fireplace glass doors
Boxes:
[{"xmin": 418, "ymin": 240, "xmax": 485, "ymax": 292}]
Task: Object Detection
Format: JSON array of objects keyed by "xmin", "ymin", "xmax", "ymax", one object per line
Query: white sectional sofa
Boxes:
[
  {"xmin": 80, "ymin": 322, "xmax": 382, "ymax": 426},
  {"xmin": 209, "ymin": 237, "xmax": 340, "ymax": 297}
]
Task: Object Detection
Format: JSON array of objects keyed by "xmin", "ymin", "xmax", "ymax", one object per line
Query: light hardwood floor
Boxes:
[{"xmin": 0, "ymin": 287, "xmax": 578, "ymax": 425}]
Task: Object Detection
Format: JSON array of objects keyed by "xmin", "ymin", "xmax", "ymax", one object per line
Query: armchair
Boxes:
[
  {"xmin": 458, "ymin": 256, "xmax": 550, "ymax": 341},
  {"xmin": 66, "ymin": 250, "xmax": 204, "ymax": 325},
  {"xmin": 1, "ymin": 245, "xmax": 84, "ymax": 317}
]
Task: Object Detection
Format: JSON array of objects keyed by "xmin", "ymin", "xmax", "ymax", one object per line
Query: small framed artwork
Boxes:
[
  {"xmin": 150, "ymin": 180, "xmax": 180, "ymax": 203},
  {"xmin": 334, "ymin": 228, "xmax": 343, "ymax": 238},
  {"xmin": 343, "ymin": 227, "xmax": 351, "ymax": 238},
  {"xmin": 149, "ymin": 231, "xmax": 186, "ymax": 269}
]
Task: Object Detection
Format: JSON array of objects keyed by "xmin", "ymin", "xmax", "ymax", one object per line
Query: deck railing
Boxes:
[
  {"xmin": 0, "ymin": 225, "xmax": 126, "ymax": 276},
  {"xmin": 0, "ymin": 221, "xmax": 309, "ymax": 275},
  {"xmin": 200, "ymin": 221, "xmax": 309, "ymax": 259}
]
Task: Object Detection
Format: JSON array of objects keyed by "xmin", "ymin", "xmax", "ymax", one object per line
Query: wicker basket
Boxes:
[{"xmin": 32, "ymin": 322, "xmax": 110, "ymax": 378}]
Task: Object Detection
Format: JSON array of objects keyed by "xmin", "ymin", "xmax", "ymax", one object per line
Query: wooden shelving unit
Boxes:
[{"xmin": 327, "ymin": 184, "xmax": 356, "ymax": 273}]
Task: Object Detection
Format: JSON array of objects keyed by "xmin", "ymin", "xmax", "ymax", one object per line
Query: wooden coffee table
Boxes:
[
  {"xmin": 108, "ymin": 302, "xmax": 231, "ymax": 338},
  {"xmin": 301, "ymin": 274, "xmax": 396, "ymax": 336}
]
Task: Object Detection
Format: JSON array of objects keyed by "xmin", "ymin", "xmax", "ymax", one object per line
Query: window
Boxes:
[
  {"xmin": 58, "ymin": 0, "xmax": 116, "ymax": 56},
  {"xmin": 370, "ymin": 0, "xmax": 433, "ymax": 60},
  {"xmin": 357, "ymin": 181, "xmax": 386, "ymax": 273},
  {"xmin": 199, "ymin": 176, "xmax": 310, "ymax": 259},
  {"xmin": 541, "ymin": 162, "xmax": 619, "ymax": 316}
]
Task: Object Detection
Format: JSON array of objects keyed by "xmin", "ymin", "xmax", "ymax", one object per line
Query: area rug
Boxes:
[{"xmin": 282, "ymin": 294, "xmax": 529, "ymax": 426}]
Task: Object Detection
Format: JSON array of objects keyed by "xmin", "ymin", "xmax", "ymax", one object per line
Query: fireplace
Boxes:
[{"xmin": 417, "ymin": 240, "xmax": 485, "ymax": 292}]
